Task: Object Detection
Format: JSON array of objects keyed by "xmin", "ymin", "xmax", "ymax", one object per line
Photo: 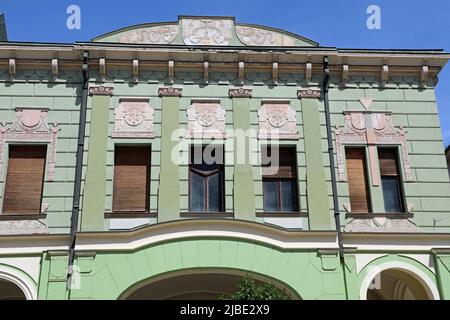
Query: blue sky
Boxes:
[{"xmin": 1, "ymin": 0, "xmax": 449, "ymax": 147}]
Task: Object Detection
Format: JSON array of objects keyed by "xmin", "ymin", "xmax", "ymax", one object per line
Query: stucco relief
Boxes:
[
  {"xmin": 182, "ymin": 18, "xmax": 233, "ymax": 46},
  {"xmin": 112, "ymin": 99, "xmax": 155, "ymax": 138},
  {"xmin": 186, "ymin": 101, "xmax": 226, "ymax": 139},
  {"xmin": 335, "ymin": 111, "xmax": 413, "ymax": 185},
  {"xmin": 0, "ymin": 220, "xmax": 48, "ymax": 235},
  {"xmin": 257, "ymin": 102, "xmax": 299, "ymax": 140},
  {"xmin": 236, "ymin": 26, "xmax": 296, "ymax": 46},
  {"xmin": 118, "ymin": 25, "xmax": 178, "ymax": 44},
  {"xmin": 344, "ymin": 217, "xmax": 420, "ymax": 233},
  {"xmin": 0, "ymin": 108, "xmax": 60, "ymax": 181}
]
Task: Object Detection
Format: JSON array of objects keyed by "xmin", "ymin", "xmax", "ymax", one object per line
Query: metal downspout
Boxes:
[
  {"xmin": 67, "ymin": 50, "xmax": 89, "ymax": 290},
  {"xmin": 322, "ymin": 56, "xmax": 344, "ymax": 258}
]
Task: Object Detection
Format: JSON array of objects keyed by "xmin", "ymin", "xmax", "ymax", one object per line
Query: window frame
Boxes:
[
  {"xmin": 377, "ymin": 146, "xmax": 406, "ymax": 214},
  {"xmin": 112, "ymin": 144, "xmax": 152, "ymax": 214},
  {"xmin": 344, "ymin": 146, "xmax": 373, "ymax": 214},
  {"xmin": 261, "ymin": 145, "xmax": 300, "ymax": 214},
  {"xmin": 2, "ymin": 144, "xmax": 48, "ymax": 216},
  {"xmin": 188, "ymin": 144, "xmax": 225, "ymax": 213}
]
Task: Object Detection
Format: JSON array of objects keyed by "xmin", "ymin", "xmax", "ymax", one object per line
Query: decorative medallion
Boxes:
[
  {"xmin": 228, "ymin": 88, "xmax": 252, "ymax": 98},
  {"xmin": 0, "ymin": 108, "xmax": 60, "ymax": 181},
  {"xmin": 258, "ymin": 102, "xmax": 299, "ymax": 140},
  {"xmin": 181, "ymin": 18, "xmax": 233, "ymax": 46},
  {"xmin": 158, "ymin": 87, "xmax": 183, "ymax": 97},
  {"xmin": 186, "ymin": 100, "xmax": 226, "ymax": 139},
  {"xmin": 89, "ymin": 86, "xmax": 114, "ymax": 96},
  {"xmin": 335, "ymin": 111, "xmax": 413, "ymax": 185},
  {"xmin": 236, "ymin": 26, "xmax": 296, "ymax": 46},
  {"xmin": 298, "ymin": 89, "xmax": 321, "ymax": 99},
  {"xmin": 118, "ymin": 25, "xmax": 178, "ymax": 44},
  {"xmin": 112, "ymin": 99, "xmax": 155, "ymax": 138}
]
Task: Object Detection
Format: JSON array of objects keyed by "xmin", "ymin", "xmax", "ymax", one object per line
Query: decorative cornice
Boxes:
[
  {"xmin": 158, "ymin": 87, "xmax": 183, "ymax": 97},
  {"xmin": 229, "ymin": 88, "xmax": 252, "ymax": 98},
  {"xmin": 89, "ymin": 86, "xmax": 114, "ymax": 96},
  {"xmin": 297, "ymin": 89, "xmax": 321, "ymax": 99}
]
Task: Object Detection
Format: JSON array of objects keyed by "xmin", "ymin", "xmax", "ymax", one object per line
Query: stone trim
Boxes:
[
  {"xmin": 112, "ymin": 98, "xmax": 155, "ymax": 139},
  {"xmin": 229, "ymin": 88, "xmax": 252, "ymax": 98},
  {"xmin": 0, "ymin": 219, "xmax": 48, "ymax": 236},
  {"xmin": 89, "ymin": 86, "xmax": 114, "ymax": 96},
  {"xmin": 158, "ymin": 87, "xmax": 182, "ymax": 97},
  {"xmin": 257, "ymin": 101, "xmax": 299, "ymax": 140},
  {"xmin": 297, "ymin": 89, "xmax": 321, "ymax": 99}
]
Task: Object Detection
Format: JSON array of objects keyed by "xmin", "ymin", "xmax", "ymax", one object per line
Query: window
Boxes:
[
  {"xmin": 189, "ymin": 145, "xmax": 224, "ymax": 213},
  {"xmin": 262, "ymin": 146, "xmax": 299, "ymax": 213},
  {"xmin": 3, "ymin": 145, "xmax": 47, "ymax": 215},
  {"xmin": 345, "ymin": 148, "xmax": 371, "ymax": 213},
  {"xmin": 378, "ymin": 148, "xmax": 405, "ymax": 213},
  {"xmin": 113, "ymin": 146, "xmax": 151, "ymax": 213}
]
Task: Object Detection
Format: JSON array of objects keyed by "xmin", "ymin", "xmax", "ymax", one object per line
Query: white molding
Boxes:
[
  {"xmin": 359, "ymin": 261, "xmax": 440, "ymax": 300},
  {"xmin": 0, "ymin": 264, "xmax": 37, "ymax": 300}
]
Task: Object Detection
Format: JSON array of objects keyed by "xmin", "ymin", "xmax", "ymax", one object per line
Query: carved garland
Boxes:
[
  {"xmin": 0, "ymin": 108, "xmax": 60, "ymax": 181},
  {"xmin": 335, "ymin": 111, "xmax": 413, "ymax": 186}
]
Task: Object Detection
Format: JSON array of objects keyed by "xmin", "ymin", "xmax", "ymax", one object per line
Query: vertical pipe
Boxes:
[
  {"xmin": 322, "ymin": 56, "xmax": 344, "ymax": 258},
  {"xmin": 67, "ymin": 50, "xmax": 89, "ymax": 289}
]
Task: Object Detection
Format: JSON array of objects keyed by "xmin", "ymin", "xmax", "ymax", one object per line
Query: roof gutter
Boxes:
[
  {"xmin": 67, "ymin": 50, "xmax": 89, "ymax": 291},
  {"xmin": 322, "ymin": 56, "xmax": 344, "ymax": 258}
]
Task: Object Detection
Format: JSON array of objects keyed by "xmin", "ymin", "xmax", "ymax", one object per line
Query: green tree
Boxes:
[{"xmin": 221, "ymin": 275, "xmax": 290, "ymax": 300}]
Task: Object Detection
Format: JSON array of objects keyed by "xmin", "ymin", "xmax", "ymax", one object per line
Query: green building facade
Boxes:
[{"xmin": 0, "ymin": 16, "xmax": 450, "ymax": 300}]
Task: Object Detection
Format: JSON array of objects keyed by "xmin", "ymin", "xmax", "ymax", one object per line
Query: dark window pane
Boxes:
[
  {"xmin": 263, "ymin": 180, "xmax": 279, "ymax": 212},
  {"xmin": 382, "ymin": 177, "xmax": 403, "ymax": 213},
  {"xmin": 208, "ymin": 173, "xmax": 221, "ymax": 212},
  {"xmin": 281, "ymin": 180, "xmax": 299, "ymax": 212},
  {"xmin": 190, "ymin": 171, "xmax": 205, "ymax": 212}
]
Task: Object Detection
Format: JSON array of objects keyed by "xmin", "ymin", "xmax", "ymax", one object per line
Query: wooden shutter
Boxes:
[
  {"xmin": 262, "ymin": 146, "xmax": 297, "ymax": 178},
  {"xmin": 345, "ymin": 148, "xmax": 371, "ymax": 213},
  {"xmin": 3, "ymin": 145, "xmax": 47, "ymax": 214},
  {"xmin": 113, "ymin": 146, "xmax": 151, "ymax": 212},
  {"xmin": 378, "ymin": 148, "xmax": 399, "ymax": 176}
]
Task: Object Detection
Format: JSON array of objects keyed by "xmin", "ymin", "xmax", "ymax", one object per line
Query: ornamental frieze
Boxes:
[
  {"xmin": 112, "ymin": 99, "xmax": 155, "ymax": 138},
  {"xmin": 236, "ymin": 26, "xmax": 296, "ymax": 46},
  {"xmin": 158, "ymin": 87, "xmax": 183, "ymax": 97},
  {"xmin": 186, "ymin": 100, "xmax": 226, "ymax": 139},
  {"xmin": 258, "ymin": 102, "xmax": 299, "ymax": 140},
  {"xmin": 0, "ymin": 108, "xmax": 60, "ymax": 181},
  {"xmin": 118, "ymin": 25, "xmax": 178, "ymax": 44}
]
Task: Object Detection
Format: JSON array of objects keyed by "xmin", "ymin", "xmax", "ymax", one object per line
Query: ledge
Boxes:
[
  {"xmin": 0, "ymin": 214, "xmax": 46, "ymax": 221},
  {"xmin": 180, "ymin": 212, "xmax": 234, "ymax": 219},
  {"xmin": 256, "ymin": 212, "xmax": 308, "ymax": 218},
  {"xmin": 345, "ymin": 212, "xmax": 414, "ymax": 219},
  {"xmin": 105, "ymin": 212, "xmax": 157, "ymax": 219}
]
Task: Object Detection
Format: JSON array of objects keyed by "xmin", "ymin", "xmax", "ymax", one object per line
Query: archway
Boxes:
[
  {"xmin": 0, "ymin": 279, "xmax": 27, "ymax": 300},
  {"xmin": 120, "ymin": 269, "xmax": 299, "ymax": 300},
  {"xmin": 360, "ymin": 262, "xmax": 440, "ymax": 300}
]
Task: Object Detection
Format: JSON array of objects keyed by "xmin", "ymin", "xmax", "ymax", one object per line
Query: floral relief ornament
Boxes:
[
  {"xmin": 186, "ymin": 101, "xmax": 226, "ymax": 139},
  {"xmin": 258, "ymin": 103, "xmax": 299, "ymax": 140},
  {"xmin": 112, "ymin": 99, "xmax": 155, "ymax": 138}
]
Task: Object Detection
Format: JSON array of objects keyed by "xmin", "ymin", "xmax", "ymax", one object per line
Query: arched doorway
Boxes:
[
  {"xmin": 0, "ymin": 279, "xmax": 27, "ymax": 300},
  {"xmin": 360, "ymin": 262, "xmax": 440, "ymax": 300},
  {"xmin": 120, "ymin": 269, "xmax": 299, "ymax": 300}
]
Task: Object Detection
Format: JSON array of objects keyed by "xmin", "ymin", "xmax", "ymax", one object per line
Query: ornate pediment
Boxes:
[{"xmin": 93, "ymin": 16, "xmax": 318, "ymax": 47}]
